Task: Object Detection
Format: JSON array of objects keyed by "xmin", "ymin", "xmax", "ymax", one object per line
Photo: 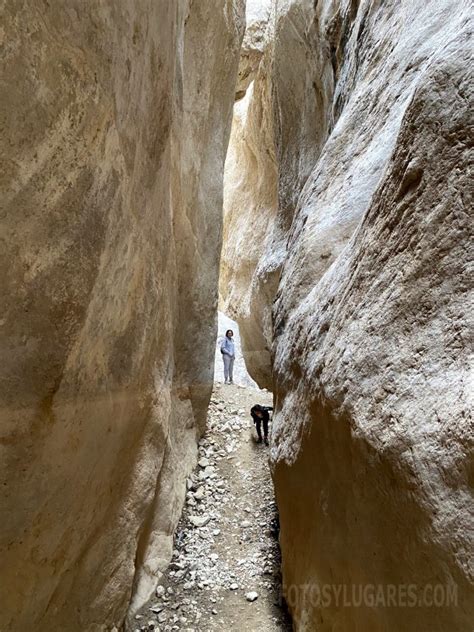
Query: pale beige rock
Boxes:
[
  {"xmin": 219, "ymin": 3, "xmax": 278, "ymax": 389},
  {"xmin": 0, "ymin": 1, "xmax": 244, "ymax": 631},
  {"xmin": 222, "ymin": 0, "xmax": 473, "ymax": 630},
  {"xmin": 235, "ymin": 0, "xmax": 273, "ymax": 99}
]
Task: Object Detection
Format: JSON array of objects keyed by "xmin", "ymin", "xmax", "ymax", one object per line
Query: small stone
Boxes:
[
  {"xmin": 229, "ymin": 583, "xmax": 239, "ymax": 590},
  {"xmin": 150, "ymin": 606, "xmax": 162, "ymax": 614},
  {"xmin": 246, "ymin": 591, "xmax": 259, "ymax": 602},
  {"xmin": 198, "ymin": 457, "xmax": 210, "ymax": 468},
  {"xmin": 156, "ymin": 585, "xmax": 165, "ymax": 598},
  {"xmin": 241, "ymin": 520, "xmax": 251, "ymax": 528},
  {"xmin": 194, "ymin": 487, "xmax": 205, "ymax": 501},
  {"xmin": 198, "ymin": 466, "xmax": 213, "ymax": 480},
  {"xmin": 189, "ymin": 514, "xmax": 210, "ymax": 528}
]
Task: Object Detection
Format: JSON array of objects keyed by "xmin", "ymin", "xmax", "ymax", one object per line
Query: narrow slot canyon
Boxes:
[{"xmin": 1, "ymin": 1, "xmax": 472, "ymax": 632}]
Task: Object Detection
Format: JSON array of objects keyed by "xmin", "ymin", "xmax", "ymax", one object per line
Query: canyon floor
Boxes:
[{"xmin": 129, "ymin": 382, "xmax": 292, "ymax": 632}]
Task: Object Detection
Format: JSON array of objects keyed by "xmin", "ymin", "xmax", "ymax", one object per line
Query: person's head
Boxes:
[
  {"xmin": 226, "ymin": 329, "xmax": 234, "ymax": 338},
  {"xmin": 253, "ymin": 404, "xmax": 263, "ymax": 417}
]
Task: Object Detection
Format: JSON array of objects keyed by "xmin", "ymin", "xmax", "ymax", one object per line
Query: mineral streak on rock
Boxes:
[{"xmin": 0, "ymin": 1, "xmax": 244, "ymax": 630}]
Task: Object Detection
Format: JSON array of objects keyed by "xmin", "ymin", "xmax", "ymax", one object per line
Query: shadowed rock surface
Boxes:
[{"xmin": 0, "ymin": 2, "xmax": 244, "ymax": 630}]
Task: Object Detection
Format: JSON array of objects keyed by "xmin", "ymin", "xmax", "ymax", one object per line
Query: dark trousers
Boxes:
[{"xmin": 255, "ymin": 418, "xmax": 268, "ymax": 440}]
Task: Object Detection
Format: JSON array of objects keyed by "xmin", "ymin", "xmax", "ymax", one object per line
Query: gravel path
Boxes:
[{"xmin": 129, "ymin": 383, "xmax": 291, "ymax": 632}]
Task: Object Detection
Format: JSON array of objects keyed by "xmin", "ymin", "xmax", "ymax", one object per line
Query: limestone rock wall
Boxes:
[
  {"xmin": 221, "ymin": 0, "xmax": 473, "ymax": 630},
  {"xmin": 235, "ymin": 0, "xmax": 273, "ymax": 99},
  {"xmin": 219, "ymin": 0, "xmax": 278, "ymax": 389},
  {"xmin": 0, "ymin": 2, "xmax": 244, "ymax": 630}
]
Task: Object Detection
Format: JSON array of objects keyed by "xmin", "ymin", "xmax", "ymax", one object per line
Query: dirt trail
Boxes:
[{"xmin": 130, "ymin": 383, "xmax": 291, "ymax": 632}]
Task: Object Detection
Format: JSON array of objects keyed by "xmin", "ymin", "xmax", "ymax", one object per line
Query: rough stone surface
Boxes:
[
  {"xmin": 219, "ymin": 2, "xmax": 278, "ymax": 390},
  {"xmin": 221, "ymin": 1, "xmax": 473, "ymax": 630},
  {"xmin": 0, "ymin": 2, "xmax": 244, "ymax": 630},
  {"xmin": 235, "ymin": 0, "xmax": 273, "ymax": 100}
]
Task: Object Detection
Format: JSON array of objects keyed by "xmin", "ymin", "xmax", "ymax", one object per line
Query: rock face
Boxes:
[
  {"xmin": 0, "ymin": 2, "xmax": 244, "ymax": 630},
  {"xmin": 221, "ymin": 1, "xmax": 473, "ymax": 630},
  {"xmin": 235, "ymin": 0, "xmax": 273, "ymax": 100},
  {"xmin": 220, "ymin": 0, "xmax": 277, "ymax": 390}
]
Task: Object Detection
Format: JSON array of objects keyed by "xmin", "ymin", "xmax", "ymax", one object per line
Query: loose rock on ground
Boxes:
[{"xmin": 128, "ymin": 383, "xmax": 291, "ymax": 632}]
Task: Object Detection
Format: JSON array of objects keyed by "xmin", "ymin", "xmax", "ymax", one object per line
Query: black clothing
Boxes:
[
  {"xmin": 250, "ymin": 405, "xmax": 273, "ymax": 441},
  {"xmin": 255, "ymin": 417, "xmax": 268, "ymax": 441}
]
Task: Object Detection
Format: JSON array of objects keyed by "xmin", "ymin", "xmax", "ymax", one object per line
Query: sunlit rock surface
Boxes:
[
  {"xmin": 222, "ymin": 0, "xmax": 473, "ymax": 630},
  {"xmin": 235, "ymin": 0, "xmax": 273, "ymax": 99},
  {"xmin": 0, "ymin": 2, "xmax": 244, "ymax": 630}
]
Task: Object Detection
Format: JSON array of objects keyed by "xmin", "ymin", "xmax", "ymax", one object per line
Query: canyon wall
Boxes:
[
  {"xmin": 219, "ymin": 0, "xmax": 277, "ymax": 389},
  {"xmin": 221, "ymin": 0, "xmax": 473, "ymax": 630},
  {"xmin": 0, "ymin": 2, "xmax": 244, "ymax": 630}
]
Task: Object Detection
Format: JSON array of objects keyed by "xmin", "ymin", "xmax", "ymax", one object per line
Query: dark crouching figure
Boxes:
[{"xmin": 250, "ymin": 404, "xmax": 273, "ymax": 446}]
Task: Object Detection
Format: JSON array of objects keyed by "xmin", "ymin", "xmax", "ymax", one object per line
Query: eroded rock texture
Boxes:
[
  {"xmin": 220, "ymin": 0, "xmax": 277, "ymax": 389},
  {"xmin": 0, "ymin": 2, "xmax": 244, "ymax": 630},
  {"xmin": 221, "ymin": 0, "xmax": 473, "ymax": 630}
]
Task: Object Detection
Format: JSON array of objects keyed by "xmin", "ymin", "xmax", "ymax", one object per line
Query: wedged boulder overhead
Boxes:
[
  {"xmin": 235, "ymin": 0, "xmax": 273, "ymax": 99},
  {"xmin": 0, "ymin": 1, "xmax": 244, "ymax": 630},
  {"xmin": 221, "ymin": 0, "xmax": 473, "ymax": 629}
]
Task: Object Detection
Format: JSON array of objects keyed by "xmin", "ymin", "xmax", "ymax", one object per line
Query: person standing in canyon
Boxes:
[{"xmin": 220, "ymin": 329, "xmax": 235, "ymax": 384}]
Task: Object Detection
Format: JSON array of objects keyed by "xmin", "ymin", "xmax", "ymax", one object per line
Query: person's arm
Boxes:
[{"xmin": 220, "ymin": 339, "xmax": 228, "ymax": 355}]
